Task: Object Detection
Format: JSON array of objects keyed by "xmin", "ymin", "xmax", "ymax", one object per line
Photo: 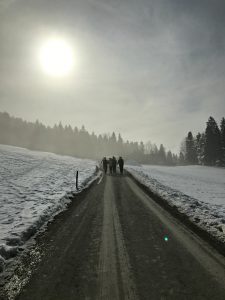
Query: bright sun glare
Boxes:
[{"xmin": 39, "ymin": 38, "xmax": 74, "ymax": 77}]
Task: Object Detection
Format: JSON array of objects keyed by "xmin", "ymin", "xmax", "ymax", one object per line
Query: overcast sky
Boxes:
[{"xmin": 0, "ymin": 0, "xmax": 225, "ymax": 152}]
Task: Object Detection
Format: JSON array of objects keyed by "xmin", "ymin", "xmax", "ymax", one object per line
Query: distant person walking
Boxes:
[
  {"xmin": 112, "ymin": 156, "xmax": 117, "ymax": 174},
  {"xmin": 102, "ymin": 157, "xmax": 108, "ymax": 174},
  {"xmin": 118, "ymin": 156, "xmax": 124, "ymax": 174},
  {"xmin": 109, "ymin": 158, "xmax": 113, "ymax": 175}
]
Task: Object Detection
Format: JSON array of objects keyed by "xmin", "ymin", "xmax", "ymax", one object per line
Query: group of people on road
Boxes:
[{"xmin": 101, "ymin": 156, "xmax": 124, "ymax": 175}]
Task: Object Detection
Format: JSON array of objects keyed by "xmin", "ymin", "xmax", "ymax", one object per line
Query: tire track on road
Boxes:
[{"xmin": 98, "ymin": 177, "xmax": 137, "ymax": 300}]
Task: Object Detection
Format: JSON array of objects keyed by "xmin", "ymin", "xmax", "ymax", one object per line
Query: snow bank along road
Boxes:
[
  {"xmin": 0, "ymin": 145, "xmax": 96, "ymax": 272},
  {"xmin": 127, "ymin": 165, "xmax": 225, "ymax": 245},
  {"xmin": 2, "ymin": 175, "xmax": 225, "ymax": 300}
]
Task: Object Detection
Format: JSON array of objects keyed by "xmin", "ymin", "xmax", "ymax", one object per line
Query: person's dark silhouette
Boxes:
[
  {"xmin": 118, "ymin": 156, "xmax": 124, "ymax": 174},
  {"xmin": 108, "ymin": 158, "xmax": 113, "ymax": 175},
  {"xmin": 112, "ymin": 156, "xmax": 117, "ymax": 174},
  {"xmin": 102, "ymin": 157, "xmax": 108, "ymax": 174}
]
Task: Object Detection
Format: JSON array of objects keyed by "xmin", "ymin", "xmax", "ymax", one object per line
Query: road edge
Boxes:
[
  {"xmin": 126, "ymin": 171, "xmax": 225, "ymax": 257},
  {"xmin": 0, "ymin": 169, "xmax": 102, "ymax": 300}
]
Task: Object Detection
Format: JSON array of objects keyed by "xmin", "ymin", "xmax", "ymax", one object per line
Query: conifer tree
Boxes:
[
  {"xmin": 195, "ymin": 132, "xmax": 205, "ymax": 165},
  {"xmin": 179, "ymin": 152, "xmax": 185, "ymax": 165},
  {"xmin": 158, "ymin": 144, "xmax": 166, "ymax": 164},
  {"xmin": 166, "ymin": 150, "xmax": 173, "ymax": 165},
  {"xmin": 117, "ymin": 133, "xmax": 123, "ymax": 155},
  {"xmin": 195, "ymin": 132, "xmax": 201, "ymax": 164},
  {"xmin": 172, "ymin": 153, "xmax": 178, "ymax": 165},
  {"xmin": 185, "ymin": 131, "xmax": 197, "ymax": 164},
  {"xmin": 204, "ymin": 116, "xmax": 221, "ymax": 165}
]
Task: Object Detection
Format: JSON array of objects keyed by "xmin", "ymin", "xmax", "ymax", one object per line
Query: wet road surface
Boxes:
[{"xmin": 13, "ymin": 175, "xmax": 225, "ymax": 299}]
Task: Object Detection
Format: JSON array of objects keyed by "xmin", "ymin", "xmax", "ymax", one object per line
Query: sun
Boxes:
[{"xmin": 39, "ymin": 38, "xmax": 74, "ymax": 77}]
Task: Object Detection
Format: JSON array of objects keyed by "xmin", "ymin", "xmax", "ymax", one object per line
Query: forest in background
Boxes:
[
  {"xmin": 0, "ymin": 112, "xmax": 224, "ymax": 166},
  {"xmin": 0, "ymin": 111, "xmax": 177, "ymax": 165}
]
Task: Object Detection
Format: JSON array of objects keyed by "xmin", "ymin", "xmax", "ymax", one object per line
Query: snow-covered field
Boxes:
[
  {"xmin": 0, "ymin": 145, "xmax": 97, "ymax": 271},
  {"xmin": 126, "ymin": 164, "xmax": 225, "ymax": 243}
]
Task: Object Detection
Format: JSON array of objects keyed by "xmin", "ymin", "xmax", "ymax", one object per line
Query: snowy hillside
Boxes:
[
  {"xmin": 126, "ymin": 165, "xmax": 225, "ymax": 243},
  {"xmin": 0, "ymin": 145, "xmax": 97, "ymax": 271}
]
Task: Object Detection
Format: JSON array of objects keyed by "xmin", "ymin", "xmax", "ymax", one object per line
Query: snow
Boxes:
[
  {"xmin": 126, "ymin": 164, "xmax": 225, "ymax": 243},
  {"xmin": 0, "ymin": 144, "xmax": 97, "ymax": 269}
]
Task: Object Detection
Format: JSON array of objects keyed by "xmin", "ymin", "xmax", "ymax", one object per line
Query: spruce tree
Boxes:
[
  {"xmin": 166, "ymin": 150, "xmax": 173, "ymax": 165},
  {"xmin": 172, "ymin": 154, "xmax": 178, "ymax": 165},
  {"xmin": 179, "ymin": 152, "xmax": 185, "ymax": 165},
  {"xmin": 118, "ymin": 133, "xmax": 123, "ymax": 156},
  {"xmin": 204, "ymin": 116, "xmax": 221, "ymax": 165},
  {"xmin": 195, "ymin": 132, "xmax": 201, "ymax": 164},
  {"xmin": 195, "ymin": 132, "xmax": 205, "ymax": 164},
  {"xmin": 185, "ymin": 131, "xmax": 197, "ymax": 164},
  {"xmin": 158, "ymin": 144, "xmax": 166, "ymax": 165}
]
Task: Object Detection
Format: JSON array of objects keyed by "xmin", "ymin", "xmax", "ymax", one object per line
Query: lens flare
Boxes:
[{"xmin": 164, "ymin": 236, "xmax": 169, "ymax": 242}]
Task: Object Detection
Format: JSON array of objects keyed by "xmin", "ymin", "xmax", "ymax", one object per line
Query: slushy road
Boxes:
[{"xmin": 16, "ymin": 175, "xmax": 225, "ymax": 299}]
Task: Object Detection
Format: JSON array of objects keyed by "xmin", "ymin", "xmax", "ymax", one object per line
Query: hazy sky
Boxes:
[{"xmin": 1, "ymin": 0, "xmax": 225, "ymax": 152}]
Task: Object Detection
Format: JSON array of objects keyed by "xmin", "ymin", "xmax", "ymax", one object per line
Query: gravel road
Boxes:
[{"xmin": 8, "ymin": 174, "xmax": 225, "ymax": 299}]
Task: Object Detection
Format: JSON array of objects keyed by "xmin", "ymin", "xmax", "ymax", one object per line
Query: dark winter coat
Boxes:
[{"xmin": 118, "ymin": 157, "xmax": 124, "ymax": 167}]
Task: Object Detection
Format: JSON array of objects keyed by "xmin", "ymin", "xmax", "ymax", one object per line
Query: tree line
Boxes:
[
  {"xmin": 181, "ymin": 116, "xmax": 225, "ymax": 166},
  {"xmin": 0, "ymin": 111, "xmax": 177, "ymax": 165},
  {"xmin": 2, "ymin": 112, "xmax": 223, "ymax": 167}
]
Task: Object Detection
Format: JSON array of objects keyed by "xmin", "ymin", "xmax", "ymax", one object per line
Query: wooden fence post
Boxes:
[{"xmin": 76, "ymin": 171, "xmax": 78, "ymax": 190}]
